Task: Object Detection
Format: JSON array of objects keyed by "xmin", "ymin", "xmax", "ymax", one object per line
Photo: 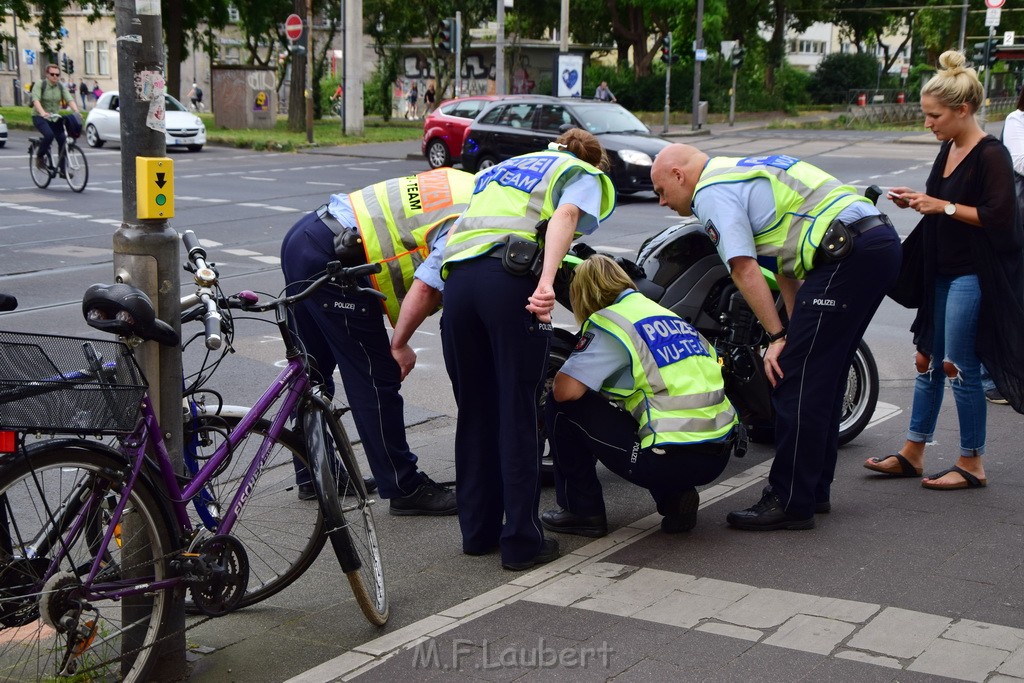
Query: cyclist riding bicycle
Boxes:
[{"xmin": 31, "ymin": 64, "xmax": 81, "ymax": 171}]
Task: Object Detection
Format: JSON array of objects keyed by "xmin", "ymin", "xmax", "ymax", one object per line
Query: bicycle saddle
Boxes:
[{"xmin": 82, "ymin": 283, "xmax": 180, "ymax": 347}]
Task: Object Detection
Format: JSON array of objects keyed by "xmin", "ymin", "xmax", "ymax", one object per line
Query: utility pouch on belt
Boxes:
[
  {"xmin": 817, "ymin": 219, "xmax": 854, "ymax": 264},
  {"xmin": 501, "ymin": 235, "xmax": 541, "ymax": 276}
]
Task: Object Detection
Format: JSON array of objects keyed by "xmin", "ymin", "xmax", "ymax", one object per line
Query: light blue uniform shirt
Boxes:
[
  {"xmin": 692, "ymin": 176, "xmax": 879, "ymax": 272},
  {"xmin": 558, "ymin": 290, "xmax": 635, "ymax": 392},
  {"xmin": 416, "ymin": 170, "xmax": 603, "ymax": 290}
]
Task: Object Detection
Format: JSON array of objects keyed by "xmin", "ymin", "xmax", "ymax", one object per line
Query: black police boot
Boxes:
[
  {"xmin": 726, "ymin": 486, "xmax": 815, "ymax": 531},
  {"xmin": 661, "ymin": 487, "xmax": 700, "ymax": 534},
  {"xmin": 502, "ymin": 538, "xmax": 560, "ymax": 571},
  {"xmin": 389, "ymin": 476, "xmax": 457, "ymax": 516},
  {"xmin": 541, "ymin": 508, "xmax": 608, "ymax": 538}
]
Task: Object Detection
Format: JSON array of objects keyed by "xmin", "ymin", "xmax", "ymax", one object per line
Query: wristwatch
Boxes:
[
  {"xmin": 944, "ymin": 202, "xmax": 957, "ymax": 216},
  {"xmin": 767, "ymin": 328, "xmax": 787, "ymax": 343}
]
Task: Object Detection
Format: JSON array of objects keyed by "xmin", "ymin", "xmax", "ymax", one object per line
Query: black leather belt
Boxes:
[
  {"xmin": 843, "ymin": 213, "xmax": 894, "ymax": 236},
  {"xmin": 315, "ymin": 203, "xmax": 348, "ymax": 236}
]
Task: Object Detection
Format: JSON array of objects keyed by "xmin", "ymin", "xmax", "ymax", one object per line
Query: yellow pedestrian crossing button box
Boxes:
[{"xmin": 136, "ymin": 157, "xmax": 174, "ymax": 219}]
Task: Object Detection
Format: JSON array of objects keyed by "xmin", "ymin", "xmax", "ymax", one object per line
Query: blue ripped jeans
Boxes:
[{"xmin": 907, "ymin": 274, "xmax": 986, "ymax": 456}]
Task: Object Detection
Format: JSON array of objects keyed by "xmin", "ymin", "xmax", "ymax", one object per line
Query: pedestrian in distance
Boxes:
[
  {"xmin": 541, "ymin": 255, "xmax": 739, "ymax": 539},
  {"xmin": 424, "ymin": 84, "xmax": 436, "ymax": 114},
  {"xmin": 187, "ymin": 82, "xmax": 204, "ymax": 112},
  {"xmin": 279, "ymin": 168, "xmax": 476, "ymax": 515},
  {"xmin": 78, "ymin": 78, "xmax": 88, "ymax": 109},
  {"xmin": 438, "ymin": 128, "xmax": 616, "ymax": 570},
  {"xmin": 92, "ymin": 80, "xmax": 102, "ymax": 101},
  {"xmin": 866, "ymin": 50, "xmax": 1024, "ymax": 490},
  {"xmin": 30, "ymin": 64, "xmax": 81, "ymax": 172},
  {"xmin": 594, "ymin": 81, "xmax": 616, "ymax": 102},
  {"xmin": 651, "ymin": 143, "xmax": 901, "ymax": 531},
  {"xmin": 406, "ymin": 82, "xmax": 419, "ymax": 120}
]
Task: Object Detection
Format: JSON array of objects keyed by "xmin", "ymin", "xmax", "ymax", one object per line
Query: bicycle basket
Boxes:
[{"xmin": 0, "ymin": 330, "xmax": 147, "ymax": 435}]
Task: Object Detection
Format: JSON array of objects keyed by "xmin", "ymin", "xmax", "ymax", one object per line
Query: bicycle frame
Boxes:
[{"xmin": 61, "ymin": 351, "xmax": 312, "ymax": 604}]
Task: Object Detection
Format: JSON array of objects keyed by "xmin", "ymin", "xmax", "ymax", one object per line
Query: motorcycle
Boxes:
[{"xmin": 542, "ymin": 189, "xmax": 882, "ymax": 460}]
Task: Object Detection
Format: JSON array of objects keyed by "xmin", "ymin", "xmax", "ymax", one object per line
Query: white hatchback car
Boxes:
[{"xmin": 85, "ymin": 91, "xmax": 206, "ymax": 152}]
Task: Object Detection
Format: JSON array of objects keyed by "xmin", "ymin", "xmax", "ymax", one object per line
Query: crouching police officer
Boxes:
[
  {"xmin": 542, "ymin": 255, "xmax": 739, "ymax": 537},
  {"xmin": 280, "ymin": 168, "xmax": 475, "ymax": 515}
]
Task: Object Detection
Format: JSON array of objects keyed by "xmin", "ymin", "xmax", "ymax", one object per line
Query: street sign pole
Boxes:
[
  {"xmin": 305, "ymin": 0, "xmax": 313, "ymax": 144},
  {"xmin": 113, "ymin": 1, "xmax": 185, "ymax": 676}
]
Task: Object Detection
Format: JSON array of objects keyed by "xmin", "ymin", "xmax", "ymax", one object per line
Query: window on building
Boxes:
[
  {"xmin": 2, "ymin": 39, "xmax": 15, "ymax": 72},
  {"xmin": 84, "ymin": 40, "xmax": 96, "ymax": 74},
  {"xmin": 228, "ymin": 5, "xmax": 240, "ymax": 22},
  {"xmin": 97, "ymin": 40, "xmax": 109, "ymax": 75}
]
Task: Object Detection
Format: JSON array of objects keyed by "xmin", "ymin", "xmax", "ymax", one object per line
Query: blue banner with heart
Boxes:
[{"xmin": 555, "ymin": 54, "xmax": 584, "ymax": 97}]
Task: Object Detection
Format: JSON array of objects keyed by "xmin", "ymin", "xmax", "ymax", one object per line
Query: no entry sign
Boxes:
[
  {"xmin": 985, "ymin": 0, "xmax": 1005, "ymax": 9},
  {"xmin": 285, "ymin": 14, "xmax": 303, "ymax": 42}
]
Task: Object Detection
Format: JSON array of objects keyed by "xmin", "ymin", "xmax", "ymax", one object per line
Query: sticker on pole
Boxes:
[
  {"xmin": 285, "ymin": 14, "xmax": 303, "ymax": 42},
  {"xmin": 985, "ymin": 0, "xmax": 1005, "ymax": 8}
]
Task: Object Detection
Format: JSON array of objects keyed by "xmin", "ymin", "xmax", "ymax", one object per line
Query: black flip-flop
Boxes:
[
  {"xmin": 863, "ymin": 453, "xmax": 923, "ymax": 478},
  {"xmin": 922, "ymin": 465, "xmax": 987, "ymax": 490}
]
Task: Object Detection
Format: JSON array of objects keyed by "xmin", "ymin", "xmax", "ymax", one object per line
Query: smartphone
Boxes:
[{"xmin": 887, "ymin": 192, "xmax": 904, "ymax": 201}]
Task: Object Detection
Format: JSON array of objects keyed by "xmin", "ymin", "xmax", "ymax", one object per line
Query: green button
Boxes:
[{"xmin": 155, "ymin": 194, "xmax": 166, "ymax": 206}]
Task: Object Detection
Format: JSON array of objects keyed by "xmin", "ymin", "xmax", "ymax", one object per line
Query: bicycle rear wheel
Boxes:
[
  {"xmin": 186, "ymin": 415, "xmax": 327, "ymax": 608},
  {"xmin": 304, "ymin": 403, "xmax": 388, "ymax": 626},
  {"xmin": 0, "ymin": 447, "xmax": 172, "ymax": 682},
  {"xmin": 28, "ymin": 146, "xmax": 52, "ymax": 189},
  {"xmin": 64, "ymin": 143, "xmax": 89, "ymax": 192}
]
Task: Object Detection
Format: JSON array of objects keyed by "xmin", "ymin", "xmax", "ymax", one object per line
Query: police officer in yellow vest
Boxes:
[
  {"xmin": 438, "ymin": 129, "xmax": 616, "ymax": 570},
  {"xmin": 541, "ymin": 256, "xmax": 738, "ymax": 538},
  {"xmin": 280, "ymin": 168, "xmax": 474, "ymax": 515},
  {"xmin": 651, "ymin": 144, "xmax": 901, "ymax": 530}
]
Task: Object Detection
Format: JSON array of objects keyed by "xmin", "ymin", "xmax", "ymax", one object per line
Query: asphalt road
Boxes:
[{"xmin": 0, "ymin": 126, "xmax": 950, "ymax": 680}]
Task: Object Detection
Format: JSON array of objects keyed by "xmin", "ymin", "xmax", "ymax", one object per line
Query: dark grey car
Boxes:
[{"xmin": 460, "ymin": 95, "xmax": 672, "ymax": 195}]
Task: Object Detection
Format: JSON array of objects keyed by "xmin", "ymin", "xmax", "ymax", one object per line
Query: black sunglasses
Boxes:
[{"xmin": 47, "ymin": 72, "xmax": 59, "ymax": 76}]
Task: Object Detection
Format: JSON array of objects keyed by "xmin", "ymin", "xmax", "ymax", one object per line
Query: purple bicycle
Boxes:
[{"xmin": 0, "ymin": 232, "xmax": 388, "ymax": 681}]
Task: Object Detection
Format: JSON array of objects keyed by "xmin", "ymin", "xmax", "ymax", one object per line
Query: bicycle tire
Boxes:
[
  {"xmin": 304, "ymin": 403, "xmax": 388, "ymax": 626},
  {"xmin": 187, "ymin": 415, "xmax": 327, "ymax": 608},
  {"xmin": 0, "ymin": 447, "xmax": 172, "ymax": 682},
  {"xmin": 64, "ymin": 143, "xmax": 89, "ymax": 193},
  {"xmin": 28, "ymin": 145, "xmax": 52, "ymax": 189}
]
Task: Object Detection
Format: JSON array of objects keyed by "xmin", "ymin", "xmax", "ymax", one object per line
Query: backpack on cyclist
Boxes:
[{"xmin": 27, "ymin": 80, "xmax": 69, "ymax": 109}]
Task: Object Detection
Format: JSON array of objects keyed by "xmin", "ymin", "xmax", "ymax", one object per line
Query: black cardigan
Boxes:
[{"xmin": 911, "ymin": 135, "xmax": 1024, "ymax": 413}]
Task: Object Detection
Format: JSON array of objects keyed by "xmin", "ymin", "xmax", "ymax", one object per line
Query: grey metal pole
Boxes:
[
  {"xmin": 729, "ymin": 66, "xmax": 737, "ymax": 127},
  {"xmin": 559, "ymin": 0, "xmax": 569, "ymax": 54},
  {"xmin": 981, "ymin": 26, "xmax": 995, "ymax": 127},
  {"xmin": 340, "ymin": 0, "xmax": 345, "ymax": 133},
  {"xmin": 691, "ymin": 0, "xmax": 704, "ymax": 131},
  {"xmin": 113, "ymin": 1, "xmax": 185, "ymax": 677},
  {"xmin": 305, "ymin": 0, "xmax": 314, "ymax": 143},
  {"xmin": 456, "ymin": 11, "xmax": 462, "ymax": 97},
  {"xmin": 663, "ymin": 40, "xmax": 671, "ymax": 134},
  {"xmin": 496, "ymin": 0, "xmax": 505, "ymax": 95},
  {"xmin": 344, "ymin": 0, "xmax": 363, "ymax": 135},
  {"xmin": 12, "ymin": 13, "xmax": 22, "ymax": 107},
  {"xmin": 958, "ymin": 2, "xmax": 968, "ymax": 52}
]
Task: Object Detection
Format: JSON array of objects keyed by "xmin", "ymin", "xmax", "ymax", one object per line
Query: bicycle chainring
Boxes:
[{"xmin": 188, "ymin": 534, "xmax": 249, "ymax": 617}]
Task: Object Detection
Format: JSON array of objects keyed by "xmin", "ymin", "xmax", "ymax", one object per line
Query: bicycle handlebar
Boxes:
[{"xmin": 179, "ymin": 230, "xmax": 385, "ymax": 346}]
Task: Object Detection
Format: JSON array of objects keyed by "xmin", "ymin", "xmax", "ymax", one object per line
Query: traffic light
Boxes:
[
  {"xmin": 660, "ymin": 35, "xmax": 672, "ymax": 64},
  {"xmin": 731, "ymin": 45, "xmax": 745, "ymax": 69},
  {"xmin": 60, "ymin": 54, "xmax": 69, "ymax": 74},
  {"xmin": 972, "ymin": 39, "xmax": 1001, "ymax": 68},
  {"xmin": 439, "ymin": 17, "xmax": 454, "ymax": 53},
  {"xmin": 66, "ymin": 58, "xmax": 74, "ymax": 75},
  {"xmin": 988, "ymin": 37, "xmax": 1000, "ymax": 67}
]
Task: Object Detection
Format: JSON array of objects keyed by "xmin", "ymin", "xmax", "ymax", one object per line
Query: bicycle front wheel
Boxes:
[
  {"xmin": 187, "ymin": 415, "xmax": 327, "ymax": 608},
  {"xmin": 304, "ymin": 404, "xmax": 388, "ymax": 626},
  {"xmin": 28, "ymin": 146, "xmax": 52, "ymax": 189},
  {"xmin": 0, "ymin": 447, "xmax": 173, "ymax": 682},
  {"xmin": 64, "ymin": 143, "xmax": 89, "ymax": 192}
]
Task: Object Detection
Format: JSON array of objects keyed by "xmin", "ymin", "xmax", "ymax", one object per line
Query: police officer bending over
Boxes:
[
  {"xmin": 651, "ymin": 144, "xmax": 901, "ymax": 530},
  {"xmin": 542, "ymin": 255, "xmax": 738, "ymax": 537},
  {"xmin": 280, "ymin": 169, "xmax": 475, "ymax": 515}
]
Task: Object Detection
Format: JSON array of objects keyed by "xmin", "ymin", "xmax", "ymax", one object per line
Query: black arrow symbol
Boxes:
[{"xmin": 155, "ymin": 173, "xmax": 166, "ymax": 188}]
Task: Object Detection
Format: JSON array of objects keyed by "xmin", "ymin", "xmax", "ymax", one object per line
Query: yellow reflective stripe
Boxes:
[{"xmin": 638, "ymin": 408, "xmax": 738, "ymax": 443}]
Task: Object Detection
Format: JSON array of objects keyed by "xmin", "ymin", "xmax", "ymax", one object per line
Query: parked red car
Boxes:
[{"xmin": 421, "ymin": 95, "xmax": 497, "ymax": 169}]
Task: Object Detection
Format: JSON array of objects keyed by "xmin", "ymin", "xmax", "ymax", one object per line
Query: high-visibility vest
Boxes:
[
  {"xmin": 586, "ymin": 291, "xmax": 737, "ymax": 448},
  {"xmin": 694, "ymin": 155, "xmax": 871, "ymax": 279},
  {"xmin": 441, "ymin": 151, "xmax": 615, "ymax": 277},
  {"xmin": 350, "ymin": 168, "xmax": 475, "ymax": 324}
]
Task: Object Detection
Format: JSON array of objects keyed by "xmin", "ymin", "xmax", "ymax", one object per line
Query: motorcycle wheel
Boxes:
[
  {"xmin": 745, "ymin": 340, "xmax": 879, "ymax": 447},
  {"xmin": 538, "ymin": 329, "xmax": 576, "ymax": 484},
  {"xmin": 838, "ymin": 340, "xmax": 879, "ymax": 446}
]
